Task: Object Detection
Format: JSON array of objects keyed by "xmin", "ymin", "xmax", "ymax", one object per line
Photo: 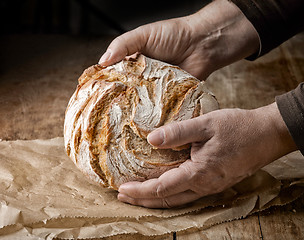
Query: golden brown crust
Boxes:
[{"xmin": 64, "ymin": 54, "xmax": 219, "ymax": 190}]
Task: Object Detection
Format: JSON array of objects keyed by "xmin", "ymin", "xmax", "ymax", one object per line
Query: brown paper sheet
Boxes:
[{"xmin": 0, "ymin": 138, "xmax": 303, "ymax": 239}]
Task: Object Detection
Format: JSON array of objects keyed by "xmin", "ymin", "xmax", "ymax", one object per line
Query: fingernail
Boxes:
[
  {"xmin": 98, "ymin": 50, "xmax": 111, "ymax": 65},
  {"xmin": 147, "ymin": 129, "xmax": 164, "ymax": 146}
]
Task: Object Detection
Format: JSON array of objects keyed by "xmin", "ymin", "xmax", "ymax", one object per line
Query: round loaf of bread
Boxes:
[{"xmin": 64, "ymin": 54, "xmax": 219, "ymax": 190}]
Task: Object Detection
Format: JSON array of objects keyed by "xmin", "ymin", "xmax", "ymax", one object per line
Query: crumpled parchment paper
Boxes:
[{"xmin": 0, "ymin": 138, "xmax": 303, "ymax": 239}]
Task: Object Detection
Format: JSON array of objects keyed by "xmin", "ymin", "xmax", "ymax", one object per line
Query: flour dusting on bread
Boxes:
[{"xmin": 64, "ymin": 54, "xmax": 219, "ymax": 190}]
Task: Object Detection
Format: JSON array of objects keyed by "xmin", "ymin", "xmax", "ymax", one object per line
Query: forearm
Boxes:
[
  {"xmin": 185, "ymin": 0, "xmax": 260, "ymax": 75},
  {"xmin": 255, "ymin": 102, "xmax": 298, "ymax": 163}
]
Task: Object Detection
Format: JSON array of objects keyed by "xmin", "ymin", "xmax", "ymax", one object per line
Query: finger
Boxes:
[
  {"xmin": 118, "ymin": 190, "xmax": 201, "ymax": 208},
  {"xmin": 118, "ymin": 160, "xmax": 195, "ymax": 199},
  {"xmin": 147, "ymin": 117, "xmax": 210, "ymax": 149},
  {"xmin": 98, "ymin": 27, "xmax": 148, "ymax": 66}
]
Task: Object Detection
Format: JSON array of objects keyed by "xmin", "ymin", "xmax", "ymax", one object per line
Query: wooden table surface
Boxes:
[{"xmin": 1, "ymin": 33, "xmax": 304, "ymax": 239}]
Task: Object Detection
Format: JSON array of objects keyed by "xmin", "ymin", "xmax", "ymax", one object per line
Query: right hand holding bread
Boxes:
[{"xmin": 118, "ymin": 103, "xmax": 297, "ymax": 208}]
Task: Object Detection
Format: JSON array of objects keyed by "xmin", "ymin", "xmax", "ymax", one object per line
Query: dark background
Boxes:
[
  {"xmin": 0, "ymin": 0, "xmax": 211, "ymax": 140},
  {"xmin": 0, "ymin": 0, "xmax": 210, "ymax": 35},
  {"xmin": 0, "ymin": 0, "xmax": 211, "ymax": 76}
]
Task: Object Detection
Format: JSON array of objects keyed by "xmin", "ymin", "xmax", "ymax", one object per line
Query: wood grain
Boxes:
[
  {"xmin": 1, "ymin": 33, "xmax": 304, "ymax": 239},
  {"xmin": 177, "ymin": 215, "xmax": 262, "ymax": 239}
]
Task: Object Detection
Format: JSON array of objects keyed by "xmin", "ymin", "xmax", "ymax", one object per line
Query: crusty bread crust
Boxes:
[{"xmin": 64, "ymin": 54, "xmax": 219, "ymax": 190}]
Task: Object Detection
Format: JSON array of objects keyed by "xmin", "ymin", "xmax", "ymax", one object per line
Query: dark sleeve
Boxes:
[
  {"xmin": 230, "ymin": 0, "xmax": 304, "ymax": 59},
  {"xmin": 276, "ymin": 83, "xmax": 304, "ymax": 155}
]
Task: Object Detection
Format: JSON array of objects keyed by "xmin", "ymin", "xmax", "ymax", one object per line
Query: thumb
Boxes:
[
  {"xmin": 147, "ymin": 117, "xmax": 210, "ymax": 149},
  {"xmin": 98, "ymin": 27, "xmax": 148, "ymax": 66}
]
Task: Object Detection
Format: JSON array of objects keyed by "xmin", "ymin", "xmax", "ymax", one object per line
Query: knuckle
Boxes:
[
  {"xmin": 174, "ymin": 122, "xmax": 184, "ymax": 142},
  {"xmin": 164, "ymin": 122, "xmax": 183, "ymax": 144},
  {"xmin": 110, "ymin": 35, "xmax": 129, "ymax": 55},
  {"xmin": 110, "ymin": 35, "xmax": 123, "ymax": 48},
  {"xmin": 155, "ymin": 182, "xmax": 168, "ymax": 198},
  {"xmin": 161, "ymin": 198, "xmax": 173, "ymax": 208}
]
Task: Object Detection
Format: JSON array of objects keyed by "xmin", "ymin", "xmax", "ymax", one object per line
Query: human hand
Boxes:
[
  {"xmin": 99, "ymin": 0, "xmax": 259, "ymax": 80},
  {"xmin": 117, "ymin": 103, "xmax": 297, "ymax": 208}
]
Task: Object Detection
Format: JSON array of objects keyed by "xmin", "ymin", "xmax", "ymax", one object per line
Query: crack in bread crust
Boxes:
[{"xmin": 64, "ymin": 54, "xmax": 219, "ymax": 190}]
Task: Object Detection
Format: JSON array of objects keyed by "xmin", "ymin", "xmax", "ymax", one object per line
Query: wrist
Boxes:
[
  {"xmin": 186, "ymin": 0, "xmax": 260, "ymax": 75},
  {"xmin": 255, "ymin": 103, "xmax": 297, "ymax": 162}
]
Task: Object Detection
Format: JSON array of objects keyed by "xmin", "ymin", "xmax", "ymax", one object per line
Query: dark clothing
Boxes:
[
  {"xmin": 230, "ymin": 0, "xmax": 304, "ymax": 59},
  {"xmin": 276, "ymin": 84, "xmax": 304, "ymax": 155},
  {"xmin": 230, "ymin": 0, "xmax": 304, "ymax": 154}
]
